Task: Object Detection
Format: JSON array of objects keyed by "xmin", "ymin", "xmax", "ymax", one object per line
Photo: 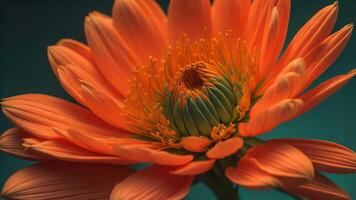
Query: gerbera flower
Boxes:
[{"xmin": 1, "ymin": 0, "xmax": 355, "ymax": 199}]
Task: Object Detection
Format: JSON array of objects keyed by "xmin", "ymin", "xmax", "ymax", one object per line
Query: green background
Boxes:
[{"xmin": 0, "ymin": 0, "xmax": 355, "ymax": 199}]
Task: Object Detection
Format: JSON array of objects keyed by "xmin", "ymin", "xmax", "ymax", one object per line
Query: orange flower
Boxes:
[{"xmin": 1, "ymin": 0, "xmax": 355, "ymax": 199}]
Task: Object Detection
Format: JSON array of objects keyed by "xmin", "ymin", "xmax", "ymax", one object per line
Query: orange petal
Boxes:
[
  {"xmin": 53, "ymin": 128, "xmax": 116, "ymax": 156},
  {"xmin": 283, "ymin": 173, "xmax": 351, "ymax": 200},
  {"xmin": 259, "ymin": 0, "xmax": 291, "ymax": 77},
  {"xmin": 243, "ymin": 0, "xmax": 284, "ymax": 53},
  {"xmin": 212, "ymin": 0, "xmax": 251, "ymax": 39},
  {"xmin": 181, "ymin": 136, "xmax": 212, "ymax": 153},
  {"xmin": 168, "ymin": 0, "xmax": 212, "ymax": 42},
  {"xmin": 57, "ymin": 38, "xmax": 93, "ymax": 61},
  {"xmin": 113, "ymin": 144, "xmax": 193, "ymax": 166},
  {"xmin": 1, "ymin": 162, "xmax": 134, "ymax": 200},
  {"xmin": 298, "ymin": 70, "xmax": 356, "ymax": 115},
  {"xmin": 84, "ymin": 12, "xmax": 139, "ymax": 96},
  {"xmin": 271, "ymin": 139, "xmax": 356, "ymax": 173},
  {"xmin": 23, "ymin": 137, "xmax": 132, "ymax": 165},
  {"xmin": 80, "ymin": 81, "xmax": 128, "ymax": 130},
  {"xmin": 0, "ymin": 128, "xmax": 45, "ymax": 160},
  {"xmin": 226, "ymin": 157, "xmax": 281, "ymax": 188},
  {"xmin": 252, "ymin": 58, "xmax": 306, "ymax": 118},
  {"xmin": 111, "ymin": 165, "xmax": 194, "ymax": 200},
  {"xmin": 171, "ymin": 159, "xmax": 215, "ymax": 175},
  {"xmin": 48, "ymin": 44, "xmax": 123, "ymax": 106},
  {"xmin": 268, "ymin": 2, "xmax": 338, "ymax": 82},
  {"xmin": 1, "ymin": 94, "xmax": 122, "ymax": 140},
  {"xmin": 112, "ymin": 0, "xmax": 167, "ymax": 60},
  {"xmin": 240, "ymin": 99, "xmax": 304, "ymax": 136},
  {"xmin": 304, "ymin": 24, "xmax": 353, "ymax": 87},
  {"xmin": 206, "ymin": 137, "xmax": 243, "ymax": 159},
  {"xmin": 244, "ymin": 142, "xmax": 314, "ymax": 180}
]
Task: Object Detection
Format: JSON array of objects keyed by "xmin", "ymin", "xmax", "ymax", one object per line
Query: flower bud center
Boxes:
[{"xmin": 182, "ymin": 68, "xmax": 204, "ymax": 90}]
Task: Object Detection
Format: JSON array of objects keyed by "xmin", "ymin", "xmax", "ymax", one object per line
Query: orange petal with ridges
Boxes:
[
  {"xmin": 113, "ymin": 144, "xmax": 193, "ymax": 166},
  {"xmin": 112, "ymin": 0, "xmax": 167, "ymax": 60},
  {"xmin": 271, "ymin": 139, "xmax": 356, "ymax": 173},
  {"xmin": 80, "ymin": 81, "xmax": 129, "ymax": 130},
  {"xmin": 57, "ymin": 38, "xmax": 93, "ymax": 61},
  {"xmin": 168, "ymin": 0, "xmax": 212, "ymax": 42},
  {"xmin": 206, "ymin": 137, "xmax": 243, "ymax": 159},
  {"xmin": 55, "ymin": 65, "xmax": 87, "ymax": 105},
  {"xmin": 226, "ymin": 157, "xmax": 281, "ymax": 188},
  {"xmin": 0, "ymin": 128, "xmax": 45, "ymax": 160},
  {"xmin": 84, "ymin": 12, "xmax": 139, "ymax": 96},
  {"xmin": 53, "ymin": 128, "xmax": 116, "ymax": 156},
  {"xmin": 259, "ymin": 0, "xmax": 291, "ymax": 77},
  {"xmin": 243, "ymin": 0, "xmax": 282, "ymax": 52},
  {"xmin": 1, "ymin": 162, "xmax": 134, "ymax": 200},
  {"xmin": 298, "ymin": 70, "xmax": 356, "ymax": 115},
  {"xmin": 245, "ymin": 142, "xmax": 314, "ymax": 180},
  {"xmin": 181, "ymin": 136, "xmax": 212, "ymax": 153},
  {"xmin": 252, "ymin": 58, "xmax": 305, "ymax": 117},
  {"xmin": 212, "ymin": 0, "xmax": 251, "ymax": 39},
  {"xmin": 23, "ymin": 138, "xmax": 132, "ymax": 165},
  {"xmin": 268, "ymin": 2, "xmax": 338, "ymax": 82},
  {"xmin": 283, "ymin": 173, "xmax": 351, "ymax": 200},
  {"xmin": 171, "ymin": 159, "xmax": 215, "ymax": 175},
  {"xmin": 304, "ymin": 24, "xmax": 353, "ymax": 87},
  {"xmin": 111, "ymin": 165, "xmax": 193, "ymax": 200},
  {"xmin": 240, "ymin": 99, "xmax": 303, "ymax": 136},
  {"xmin": 48, "ymin": 45, "xmax": 123, "ymax": 105},
  {"xmin": 259, "ymin": 6, "xmax": 280, "ymax": 77},
  {"xmin": 1, "ymin": 94, "xmax": 122, "ymax": 140}
]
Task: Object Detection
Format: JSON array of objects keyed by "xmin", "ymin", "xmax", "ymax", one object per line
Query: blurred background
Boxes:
[{"xmin": 0, "ymin": 0, "xmax": 355, "ymax": 199}]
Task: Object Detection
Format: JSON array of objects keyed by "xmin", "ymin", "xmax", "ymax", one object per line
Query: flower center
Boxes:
[
  {"xmin": 165, "ymin": 61, "xmax": 238, "ymax": 137},
  {"xmin": 123, "ymin": 32, "xmax": 260, "ymax": 151}
]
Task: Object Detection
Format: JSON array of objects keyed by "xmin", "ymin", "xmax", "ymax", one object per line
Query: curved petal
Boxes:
[
  {"xmin": 53, "ymin": 128, "xmax": 117, "ymax": 156},
  {"xmin": 0, "ymin": 128, "xmax": 45, "ymax": 160},
  {"xmin": 271, "ymin": 139, "xmax": 356, "ymax": 173},
  {"xmin": 1, "ymin": 162, "xmax": 134, "ymax": 200},
  {"xmin": 267, "ymin": 2, "xmax": 338, "ymax": 82},
  {"xmin": 259, "ymin": 0, "xmax": 291, "ymax": 77},
  {"xmin": 84, "ymin": 12, "xmax": 139, "ymax": 96},
  {"xmin": 181, "ymin": 136, "xmax": 212, "ymax": 153},
  {"xmin": 110, "ymin": 165, "xmax": 194, "ymax": 200},
  {"xmin": 252, "ymin": 58, "xmax": 306, "ymax": 117},
  {"xmin": 80, "ymin": 81, "xmax": 128, "ymax": 130},
  {"xmin": 48, "ymin": 43, "xmax": 123, "ymax": 107},
  {"xmin": 206, "ymin": 137, "xmax": 243, "ymax": 159},
  {"xmin": 56, "ymin": 39, "xmax": 93, "ymax": 61},
  {"xmin": 168, "ymin": 0, "xmax": 212, "ymax": 42},
  {"xmin": 298, "ymin": 70, "xmax": 356, "ymax": 115},
  {"xmin": 112, "ymin": 0, "xmax": 167, "ymax": 60},
  {"xmin": 226, "ymin": 157, "xmax": 281, "ymax": 188},
  {"xmin": 1, "ymin": 94, "xmax": 123, "ymax": 140},
  {"xmin": 239, "ymin": 99, "xmax": 304, "ymax": 136},
  {"xmin": 243, "ymin": 0, "xmax": 286, "ymax": 54},
  {"xmin": 244, "ymin": 142, "xmax": 314, "ymax": 180},
  {"xmin": 212, "ymin": 0, "xmax": 251, "ymax": 39},
  {"xmin": 304, "ymin": 24, "xmax": 353, "ymax": 87},
  {"xmin": 23, "ymin": 137, "xmax": 132, "ymax": 165},
  {"xmin": 113, "ymin": 144, "xmax": 193, "ymax": 166},
  {"xmin": 283, "ymin": 173, "xmax": 351, "ymax": 200},
  {"xmin": 171, "ymin": 159, "xmax": 215, "ymax": 175}
]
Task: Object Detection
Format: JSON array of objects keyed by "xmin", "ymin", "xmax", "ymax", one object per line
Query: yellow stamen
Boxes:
[{"xmin": 211, "ymin": 123, "xmax": 236, "ymax": 142}]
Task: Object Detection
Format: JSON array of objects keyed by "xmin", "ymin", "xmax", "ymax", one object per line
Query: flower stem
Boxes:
[{"xmin": 200, "ymin": 160, "xmax": 239, "ymax": 200}]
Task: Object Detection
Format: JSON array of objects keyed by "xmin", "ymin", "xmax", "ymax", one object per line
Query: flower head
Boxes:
[{"xmin": 1, "ymin": 0, "xmax": 355, "ymax": 199}]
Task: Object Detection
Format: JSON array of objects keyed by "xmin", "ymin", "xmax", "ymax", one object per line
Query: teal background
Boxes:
[{"xmin": 0, "ymin": 0, "xmax": 355, "ymax": 199}]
